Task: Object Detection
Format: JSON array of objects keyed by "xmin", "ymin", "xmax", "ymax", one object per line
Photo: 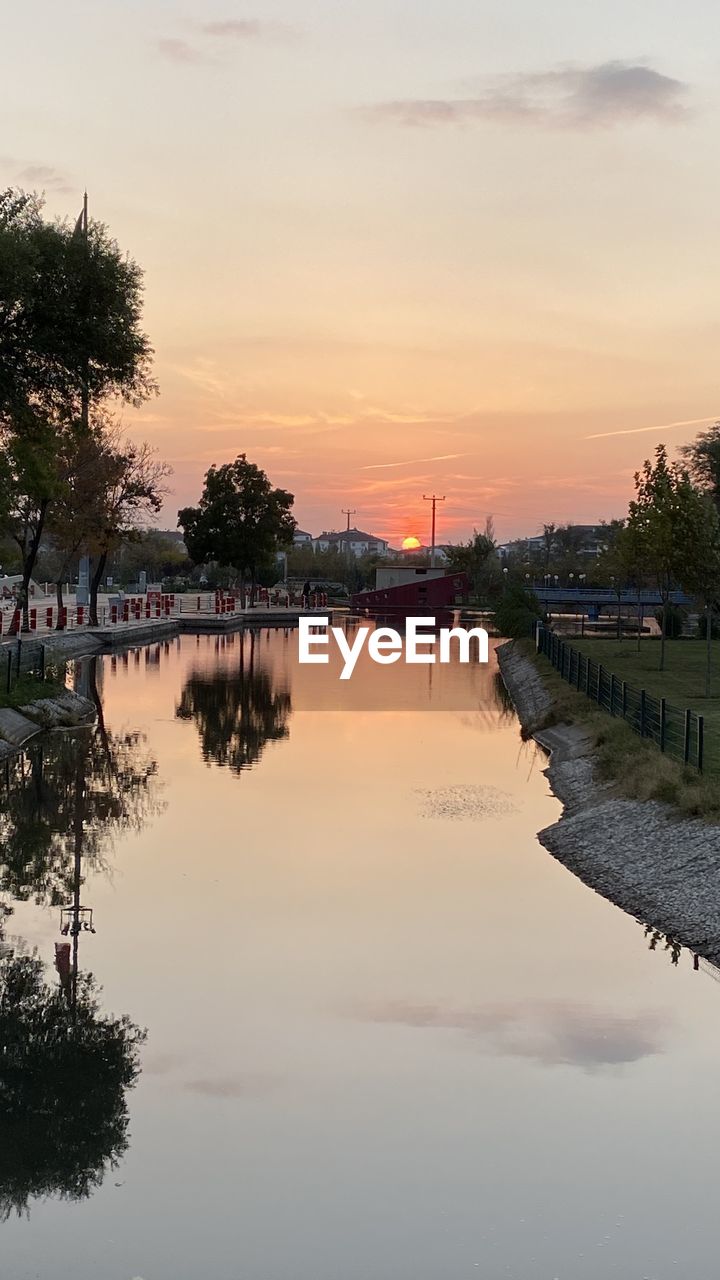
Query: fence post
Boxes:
[
  {"xmin": 610, "ymin": 673, "xmax": 616, "ymax": 716},
  {"xmin": 585, "ymin": 659, "xmax": 591, "ymax": 697},
  {"xmin": 660, "ymin": 698, "xmax": 666, "ymax": 753},
  {"xmin": 684, "ymin": 708, "xmax": 691, "ymax": 765},
  {"xmin": 597, "ymin": 663, "xmax": 603, "ymax": 704},
  {"xmin": 5, "ymin": 650, "xmax": 11, "ymax": 696},
  {"xmin": 698, "ymin": 716, "xmax": 705, "ymax": 773},
  {"xmin": 640, "ymin": 688, "xmax": 646, "ymax": 737},
  {"xmin": 622, "ymin": 680, "xmax": 627, "ymax": 718},
  {"xmin": 576, "ymin": 652, "xmax": 582, "ymax": 690},
  {"xmin": 40, "ymin": 644, "xmax": 45, "ymax": 682}
]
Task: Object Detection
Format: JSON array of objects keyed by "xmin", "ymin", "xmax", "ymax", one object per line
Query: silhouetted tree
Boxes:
[
  {"xmin": 0, "ymin": 188, "xmax": 155, "ymax": 425},
  {"xmin": 179, "ymin": 455, "xmax": 295, "ymax": 603},
  {"xmin": 680, "ymin": 421, "xmax": 720, "ymax": 512},
  {"xmin": 0, "ymin": 189, "xmax": 159, "ymax": 625}
]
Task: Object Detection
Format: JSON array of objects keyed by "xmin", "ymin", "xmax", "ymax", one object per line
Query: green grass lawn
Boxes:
[
  {"xmin": 522, "ymin": 636, "xmax": 720, "ymax": 816},
  {"xmin": 573, "ymin": 636, "xmax": 720, "ymax": 772}
]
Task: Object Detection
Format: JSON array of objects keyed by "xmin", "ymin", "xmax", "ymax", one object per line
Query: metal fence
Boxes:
[{"xmin": 537, "ymin": 625, "xmax": 706, "ymax": 772}]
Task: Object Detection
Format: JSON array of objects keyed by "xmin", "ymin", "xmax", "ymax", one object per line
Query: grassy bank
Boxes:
[
  {"xmin": 520, "ymin": 638, "xmax": 720, "ymax": 820},
  {"xmin": 572, "ymin": 637, "xmax": 720, "ymax": 773},
  {"xmin": 0, "ymin": 673, "xmax": 65, "ymax": 711}
]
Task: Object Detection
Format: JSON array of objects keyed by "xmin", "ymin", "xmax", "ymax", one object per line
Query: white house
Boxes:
[{"xmin": 313, "ymin": 528, "xmax": 390, "ymax": 558}]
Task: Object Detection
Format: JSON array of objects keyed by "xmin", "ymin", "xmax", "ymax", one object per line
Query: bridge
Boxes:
[{"xmin": 531, "ymin": 587, "xmax": 692, "ymax": 609}]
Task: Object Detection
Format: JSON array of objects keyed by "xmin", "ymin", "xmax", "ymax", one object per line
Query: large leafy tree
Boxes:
[
  {"xmin": 0, "ymin": 189, "xmax": 160, "ymax": 625},
  {"xmin": 626, "ymin": 445, "xmax": 711, "ymax": 670},
  {"xmin": 178, "ymin": 455, "xmax": 296, "ymax": 601},
  {"xmin": 0, "ymin": 189, "xmax": 155, "ymax": 423},
  {"xmin": 679, "ymin": 422, "xmax": 720, "ymax": 512}
]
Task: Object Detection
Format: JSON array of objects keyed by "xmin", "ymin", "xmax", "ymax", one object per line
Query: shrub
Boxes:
[{"xmin": 494, "ymin": 584, "xmax": 544, "ymax": 639}]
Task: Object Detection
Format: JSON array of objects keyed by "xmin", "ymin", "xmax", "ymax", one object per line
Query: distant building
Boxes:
[
  {"xmin": 497, "ymin": 535, "xmax": 546, "ymax": 560},
  {"xmin": 568, "ymin": 524, "xmax": 609, "ymax": 558},
  {"xmin": 374, "ymin": 566, "xmax": 446, "ymax": 590},
  {"xmin": 498, "ymin": 524, "xmax": 609, "ymax": 562},
  {"xmin": 313, "ymin": 528, "xmax": 390, "ymax": 558},
  {"xmin": 293, "ymin": 529, "xmax": 314, "ymax": 547},
  {"xmin": 352, "ymin": 568, "xmax": 470, "ymax": 615}
]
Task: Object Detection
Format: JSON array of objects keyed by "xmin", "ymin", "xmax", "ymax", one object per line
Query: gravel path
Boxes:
[{"xmin": 497, "ymin": 640, "xmax": 720, "ymax": 966}]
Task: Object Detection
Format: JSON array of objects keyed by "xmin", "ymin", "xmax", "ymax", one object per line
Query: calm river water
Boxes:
[{"xmin": 1, "ymin": 627, "xmax": 719, "ymax": 1280}]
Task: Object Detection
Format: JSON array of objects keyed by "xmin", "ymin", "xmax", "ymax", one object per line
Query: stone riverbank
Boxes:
[
  {"xmin": 0, "ymin": 689, "xmax": 96, "ymax": 761},
  {"xmin": 497, "ymin": 639, "xmax": 720, "ymax": 968}
]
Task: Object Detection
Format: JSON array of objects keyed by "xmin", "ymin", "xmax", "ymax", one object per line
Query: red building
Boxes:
[{"xmin": 351, "ymin": 569, "xmax": 470, "ymax": 617}]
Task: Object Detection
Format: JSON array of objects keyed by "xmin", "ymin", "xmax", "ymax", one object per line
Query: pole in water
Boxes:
[{"xmin": 423, "ymin": 494, "xmax": 445, "ymax": 568}]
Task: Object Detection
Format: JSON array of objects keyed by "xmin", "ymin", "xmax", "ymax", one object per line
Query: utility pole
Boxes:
[
  {"xmin": 341, "ymin": 508, "xmax": 357, "ymax": 555},
  {"xmin": 80, "ymin": 191, "xmax": 90, "ymax": 433},
  {"xmin": 423, "ymin": 494, "xmax": 445, "ymax": 568}
]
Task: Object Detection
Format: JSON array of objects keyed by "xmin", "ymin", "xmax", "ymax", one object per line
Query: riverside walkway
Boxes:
[{"xmin": 0, "ymin": 590, "xmax": 333, "ymax": 658}]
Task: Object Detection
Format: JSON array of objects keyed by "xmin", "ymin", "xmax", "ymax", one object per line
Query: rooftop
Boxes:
[{"xmin": 318, "ymin": 528, "xmax": 387, "ymax": 543}]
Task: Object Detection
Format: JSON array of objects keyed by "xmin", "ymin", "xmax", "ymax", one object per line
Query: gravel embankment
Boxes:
[{"xmin": 497, "ymin": 640, "xmax": 720, "ymax": 966}]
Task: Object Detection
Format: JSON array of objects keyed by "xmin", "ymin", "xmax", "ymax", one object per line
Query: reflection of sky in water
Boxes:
[{"xmin": 2, "ymin": 629, "xmax": 720, "ymax": 1280}]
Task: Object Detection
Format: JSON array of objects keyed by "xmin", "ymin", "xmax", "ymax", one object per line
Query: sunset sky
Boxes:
[{"xmin": 3, "ymin": 0, "xmax": 719, "ymax": 545}]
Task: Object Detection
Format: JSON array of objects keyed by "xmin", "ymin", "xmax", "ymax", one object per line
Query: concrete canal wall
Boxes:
[
  {"xmin": 0, "ymin": 610, "xmax": 322, "ymax": 758},
  {"xmin": 497, "ymin": 639, "xmax": 720, "ymax": 968}
]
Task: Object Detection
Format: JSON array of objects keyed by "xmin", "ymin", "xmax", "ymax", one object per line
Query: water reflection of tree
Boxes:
[
  {"xmin": 176, "ymin": 635, "xmax": 291, "ymax": 773},
  {"xmin": 493, "ymin": 670, "xmax": 518, "ymax": 722},
  {"xmin": 0, "ymin": 658, "xmax": 161, "ymax": 910},
  {"xmin": 0, "ymin": 951, "xmax": 145, "ymax": 1220},
  {"xmin": 643, "ymin": 924, "xmax": 696, "ymax": 968}
]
